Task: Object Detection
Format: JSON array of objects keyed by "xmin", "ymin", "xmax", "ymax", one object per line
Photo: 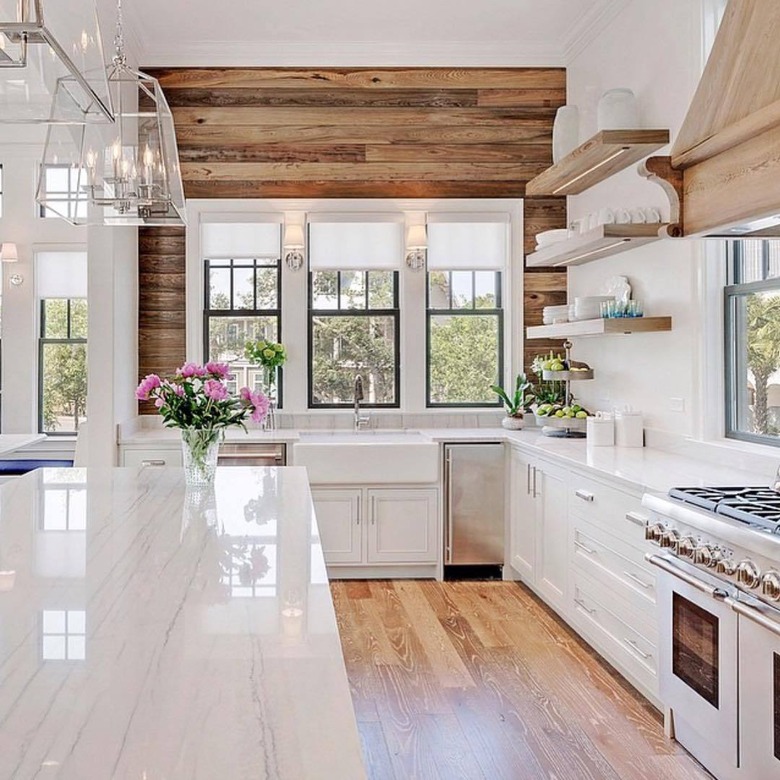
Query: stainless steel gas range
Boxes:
[{"xmin": 643, "ymin": 486, "xmax": 780, "ymax": 780}]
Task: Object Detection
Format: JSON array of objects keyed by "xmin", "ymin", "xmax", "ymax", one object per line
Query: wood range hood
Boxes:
[{"xmin": 643, "ymin": 0, "xmax": 780, "ymax": 238}]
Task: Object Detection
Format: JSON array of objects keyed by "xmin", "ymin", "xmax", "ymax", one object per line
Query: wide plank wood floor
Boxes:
[{"xmin": 330, "ymin": 580, "xmax": 712, "ymax": 780}]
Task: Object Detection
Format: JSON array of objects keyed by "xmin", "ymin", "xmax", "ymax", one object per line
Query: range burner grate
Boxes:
[{"xmin": 669, "ymin": 486, "xmax": 780, "ymax": 532}]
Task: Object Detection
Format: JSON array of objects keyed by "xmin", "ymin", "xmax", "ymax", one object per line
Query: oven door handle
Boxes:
[
  {"xmin": 726, "ymin": 597, "xmax": 780, "ymax": 639},
  {"xmin": 645, "ymin": 553, "xmax": 728, "ymax": 600}
]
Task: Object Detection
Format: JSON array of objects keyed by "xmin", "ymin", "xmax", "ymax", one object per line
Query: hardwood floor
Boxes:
[{"xmin": 330, "ymin": 580, "xmax": 712, "ymax": 780}]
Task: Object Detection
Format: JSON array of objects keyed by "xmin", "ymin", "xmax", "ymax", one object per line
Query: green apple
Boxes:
[
  {"xmin": 555, "ymin": 410, "xmax": 565, "ymax": 418},
  {"xmin": 576, "ymin": 411, "xmax": 588, "ymax": 419}
]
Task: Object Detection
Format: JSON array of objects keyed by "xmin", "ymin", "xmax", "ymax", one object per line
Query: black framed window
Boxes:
[
  {"xmin": 725, "ymin": 240, "xmax": 780, "ymax": 445},
  {"xmin": 204, "ymin": 256, "xmax": 282, "ymax": 402},
  {"xmin": 38, "ymin": 164, "xmax": 87, "ymax": 221},
  {"xmin": 39, "ymin": 299, "xmax": 88, "ymax": 435},
  {"xmin": 309, "ymin": 270, "xmax": 400, "ymax": 407},
  {"xmin": 426, "ymin": 270, "xmax": 503, "ymax": 407}
]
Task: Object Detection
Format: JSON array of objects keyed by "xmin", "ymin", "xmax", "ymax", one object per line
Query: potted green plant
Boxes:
[{"xmin": 491, "ymin": 373, "xmax": 534, "ymax": 430}]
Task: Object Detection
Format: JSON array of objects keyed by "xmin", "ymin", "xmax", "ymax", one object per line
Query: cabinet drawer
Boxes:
[
  {"xmin": 568, "ymin": 472, "xmax": 649, "ymax": 549},
  {"xmin": 123, "ymin": 449, "xmax": 182, "ymax": 467},
  {"xmin": 571, "ymin": 518, "xmax": 657, "ymax": 609},
  {"xmin": 572, "ymin": 571, "xmax": 658, "ymax": 699}
]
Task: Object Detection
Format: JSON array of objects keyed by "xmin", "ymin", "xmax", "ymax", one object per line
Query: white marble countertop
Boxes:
[
  {"xmin": 0, "ymin": 467, "xmax": 365, "ymax": 780},
  {"xmin": 0, "ymin": 433, "xmax": 47, "ymax": 456}
]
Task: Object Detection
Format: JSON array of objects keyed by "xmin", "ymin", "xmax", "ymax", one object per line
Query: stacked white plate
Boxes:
[
  {"xmin": 535, "ymin": 229, "xmax": 570, "ymax": 251},
  {"xmin": 543, "ymin": 304, "xmax": 570, "ymax": 324},
  {"xmin": 572, "ymin": 295, "xmax": 614, "ymax": 321}
]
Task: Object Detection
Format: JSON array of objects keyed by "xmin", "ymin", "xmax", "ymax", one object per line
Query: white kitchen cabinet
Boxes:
[
  {"xmin": 534, "ymin": 458, "xmax": 569, "ymax": 612},
  {"xmin": 367, "ymin": 488, "xmax": 438, "ymax": 564},
  {"xmin": 310, "ymin": 488, "xmax": 363, "ymax": 564},
  {"xmin": 311, "ymin": 486, "xmax": 439, "ymax": 572},
  {"xmin": 509, "ymin": 448, "xmax": 536, "ymax": 581},
  {"xmin": 122, "ymin": 448, "xmax": 182, "ymax": 467}
]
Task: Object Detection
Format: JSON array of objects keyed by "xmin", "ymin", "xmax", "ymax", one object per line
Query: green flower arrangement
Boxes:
[{"xmin": 245, "ymin": 340, "xmax": 287, "ymax": 385}]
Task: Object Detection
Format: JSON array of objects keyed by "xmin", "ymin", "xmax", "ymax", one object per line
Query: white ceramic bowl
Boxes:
[{"xmin": 535, "ymin": 229, "xmax": 570, "ymax": 248}]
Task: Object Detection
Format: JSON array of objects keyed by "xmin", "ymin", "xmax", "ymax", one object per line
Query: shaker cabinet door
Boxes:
[{"xmin": 311, "ymin": 489, "xmax": 363, "ymax": 564}]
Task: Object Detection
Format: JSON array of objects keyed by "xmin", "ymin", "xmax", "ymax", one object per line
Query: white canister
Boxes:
[
  {"xmin": 586, "ymin": 412, "xmax": 614, "ymax": 446},
  {"xmin": 597, "ymin": 88, "xmax": 640, "ymax": 130},
  {"xmin": 552, "ymin": 105, "xmax": 580, "ymax": 163},
  {"xmin": 615, "ymin": 410, "xmax": 644, "ymax": 447}
]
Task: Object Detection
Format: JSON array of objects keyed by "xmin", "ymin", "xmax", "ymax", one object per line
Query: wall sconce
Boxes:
[
  {"xmin": 283, "ymin": 224, "xmax": 305, "ymax": 271},
  {"xmin": 405, "ymin": 224, "xmax": 427, "ymax": 271},
  {"xmin": 1, "ymin": 243, "xmax": 23, "ymax": 285}
]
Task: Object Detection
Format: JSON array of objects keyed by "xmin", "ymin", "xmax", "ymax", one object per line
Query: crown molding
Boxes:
[
  {"xmin": 135, "ymin": 40, "xmax": 565, "ymax": 69},
  {"xmin": 563, "ymin": 0, "xmax": 631, "ymax": 64}
]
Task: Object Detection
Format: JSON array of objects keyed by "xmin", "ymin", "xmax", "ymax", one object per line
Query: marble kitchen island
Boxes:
[{"xmin": 0, "ymin": 466, "xmax": 366, "ymax": 779}]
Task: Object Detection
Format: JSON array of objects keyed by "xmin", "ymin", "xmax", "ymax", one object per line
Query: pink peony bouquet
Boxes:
[{"xmin": 136, "ymin": 362, "xmax": 270, "ymax": 433}]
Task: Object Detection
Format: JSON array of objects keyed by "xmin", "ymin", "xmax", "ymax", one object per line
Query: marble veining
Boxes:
[{"xmin": 0, "ymin": 467, "xmax": 365, "ymax": 779}]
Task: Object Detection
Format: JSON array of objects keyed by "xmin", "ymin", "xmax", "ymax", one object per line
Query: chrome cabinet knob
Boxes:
[
  {"xmin": 762, "ymin": 571, "xmax": 780, "ymax": 601},
  {"xmin": 659, "ymin": 529, "xmax": 680, "ymax": 549},
  {"xmin": 674, "ymin": 536, "xmax": 697, "ymax": 558},
  {"xmin": 716, "ymin": 558, "xmax": 737, "ymax": 576},
  {"xmin": 736, "ymin": 560, "xmax": 762, "ymax": 589},
  {"xmin": 645, "ymin": 522, "xmax": 665, "ymax": 544}
]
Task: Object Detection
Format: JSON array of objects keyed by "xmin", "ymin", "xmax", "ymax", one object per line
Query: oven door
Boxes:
[
  {"xmin": 733, "ymin": 598, "xmax": 780, "ymax": 779},
  {"xmin": 650, "ymin": 554, "xmax": 738, "ymax": 771}
]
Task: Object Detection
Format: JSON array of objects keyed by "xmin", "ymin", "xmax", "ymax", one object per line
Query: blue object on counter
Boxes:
[{"xmin": 0, "ymin": 459, "xmax": 74, "ymax": 475}]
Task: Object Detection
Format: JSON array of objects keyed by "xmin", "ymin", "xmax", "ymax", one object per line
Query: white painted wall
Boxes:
[{"xmin": 563, "ymin": 0, "xmax": 706, "ymax": 435}]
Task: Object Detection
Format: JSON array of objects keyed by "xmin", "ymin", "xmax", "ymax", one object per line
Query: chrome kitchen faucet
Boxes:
[{"xmin": 354, "ymin": 375, "xmax": 370, "ymax": 430}]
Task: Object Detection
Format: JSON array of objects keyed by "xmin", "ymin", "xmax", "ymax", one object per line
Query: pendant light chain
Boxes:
[{"xmin": 113, "ymin": 0, "xmax": 126, "ymax": 67}]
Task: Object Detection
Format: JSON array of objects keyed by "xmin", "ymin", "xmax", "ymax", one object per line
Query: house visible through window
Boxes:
[{"xmin": 725, "ymin": 239, "xmax": 780, "ymax": 445}]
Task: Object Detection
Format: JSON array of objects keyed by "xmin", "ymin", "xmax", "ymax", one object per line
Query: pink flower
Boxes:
[
  {"xmin": 239, "ymin": 386, "xmax": 252, "ymax": 402},
  {"xmin": 249, "ymin": 390, "xmax": 270, "ymax": 424},
  {"xmin": 135, "ymin": 374, "xmax": 161, "ymax": 400},
  {"xmin": 205, "ymin": 361, "xmax": 230, "ymax": 379},
  {"xmin": 178, "ymin": 362, "xmax": 207, "ymax": 379},
  {"xmin": 204, "ymin": 379, "xmax": 229, "ymax": 401},
  {"xmin": 154, "ymin": 397, "xmax": 165, "ymax": 408}
]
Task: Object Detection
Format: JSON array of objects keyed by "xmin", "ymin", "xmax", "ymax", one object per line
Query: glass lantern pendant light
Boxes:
[
  {"xmin": 36, "ymin": 0, "xmax": 186, "ymax": 226},
  {"xmin": 0, "ymin": 0, "xmax": 112, "ymax": 123}
]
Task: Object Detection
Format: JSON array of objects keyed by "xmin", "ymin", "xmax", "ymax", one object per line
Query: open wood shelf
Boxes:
[
  {"xmin": 526, "ymin": 129, "xmax": 671, "ymax": 197},
  {"xmin": 526, "ymin": 223, "xmax": 670, "ymax": 267},
  {"xmin": 527, "ymin": 316, "xmax": 672, "ymax": 339}
]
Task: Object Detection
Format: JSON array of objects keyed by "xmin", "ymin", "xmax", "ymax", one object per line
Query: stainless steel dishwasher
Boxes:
[
  {"xmin": 444, "ymin": 442, "xmax": 505, "ymax": 573},
  {"xmin": 217, "ymin": 442, "xmax": 286, "ymax": 466}
]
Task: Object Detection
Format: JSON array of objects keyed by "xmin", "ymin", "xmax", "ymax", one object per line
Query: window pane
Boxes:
[
  {"xmin": 429, "ymin": 314, "xmax": 499, "ymax": 404},
  {"xmin": 451, "ymin": 271, "xmax": 473, "ymax": 309},
  {"xmin": 474, "ymin": 271, "xmax": 498, "ymax": 309},
  {"xmin": 736, "ymin": 240, "xmax": 780, "ymax": 284},
  {"xmin": 312, "ymin": 271, "xmax": 338, "ymax": 309},
  {"xmin": 340, "ymin": 271, "xmax": 366, "ymax": 310},
  {"xmin": 232, "ymin": 266, "xmax": 255, "ymax": 309},
  {"xmin": 428, "ymin": 271, "xmax": 451, "ymax": 310},
  {"xmin": 209, "ymin": 267, "xmax": 231, "ymax": 309},
  {"xmin": 730, "ymin": 290, "xmax": 780, "ymax": 441},
  {"xmin": 70, "ymin": 300, "xmax": 88, "ymax": 339},
  {"xmin": 41, "ymin": 343, "xmax": 88, "ymax": 433},
  {"xmin": 255, "ymin": 267, "xmax": 278, "ymax": 309},
  {"xmin": 207, "ymin": 316, "xmax": 277, "ymax": 365},
  {"xmin": 368, "ymin": 271, "xmax": 394, "ymax": 309},
  {"xmin": 312, "ymin": 315, "xmax": 396, "ymax": 405},
  {"xmin": 43, "ymin": 300, "xmax": 69, "ymax": 338}
]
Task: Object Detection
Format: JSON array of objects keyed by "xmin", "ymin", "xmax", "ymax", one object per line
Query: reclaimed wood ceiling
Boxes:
[{"xmin": 147, "ymin": 67, "xmax": 566, "ymax": 198}]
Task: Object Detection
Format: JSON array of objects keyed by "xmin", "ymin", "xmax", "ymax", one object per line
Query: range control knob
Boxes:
[
  {"xmin": 762, "ymin": 571, "xmax": 780, "ymax": 601},
  {"xmin": 659, "ymin": 529, "xmax": 680, "ymax": 549},
  {"xmin": 645, "ymin": 523, "xmax": 665, "ymax": 544},
  {"xmin": 693, "ymin": 545, "xmax": 715, "ymax": 567},
  {"xmin": 716, "ymin": 558, "xmax": 737, "ymax": 577},
  {"xmin": 674, "ymin": 536, "xmax": 697, "ymax": 558},
  {"xmin": 736, "ymin": 560, "xmax": 762, "ymax": 589}
]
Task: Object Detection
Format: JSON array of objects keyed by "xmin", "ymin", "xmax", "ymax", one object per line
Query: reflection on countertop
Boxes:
[{"xmin": 0, "ymin": 466, "xmax": 365, "ymax": 780}]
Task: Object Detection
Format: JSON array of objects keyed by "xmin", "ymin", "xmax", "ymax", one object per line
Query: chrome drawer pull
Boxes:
[
  {"xmin": 574, "ymin": 539, "xmax": 597, "ymax": 555},
  {"xmin": 140, "ymin": 459, "xmax": 166, "ymax": 466},
  {"xmin": 623, "ymin": 637, "xmax": 652, "ymax": 660},
  {"xmin": 623, "ymin": 571, "xmax": 652, "ymax": 589},
  {"xmin": 574, "ymin": 598, "xmax": 596, "ymax": 615},
  {"xmin": 625, "ymin": 511, "xmax": 648, "ymax": 526},
  {"xmin": 575, "ymin": 489, "xmax": 594, "ymax": 502}
]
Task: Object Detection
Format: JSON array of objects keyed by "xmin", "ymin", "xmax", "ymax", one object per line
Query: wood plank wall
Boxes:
[{"xmin": 137, "ymin": 67, "xmax": 567, "ymax": 408}]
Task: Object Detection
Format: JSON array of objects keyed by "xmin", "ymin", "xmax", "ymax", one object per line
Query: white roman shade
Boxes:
[
  {"xmin": 308, "ymin": 216, "xmax": 403, "ymax": 270},
  {"xmin": 427, "ymin": 215, "xmax": 509, "ymax": 270},
  {"xmin": 201, "ymin": 220, "xmax": 282, "ymax": 258},
  {"xmin": 37, "ymin": 251, "xmax": 87, "ymax": 298}
]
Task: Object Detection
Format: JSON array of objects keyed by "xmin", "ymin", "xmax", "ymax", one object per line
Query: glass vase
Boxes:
[
  {"xmin": 262, "ymin": 366, "xmax": 277, "ymax": 431},
  {"xmin": 181, "ymin": 428, "xmax": 220, "ymax": 485}
]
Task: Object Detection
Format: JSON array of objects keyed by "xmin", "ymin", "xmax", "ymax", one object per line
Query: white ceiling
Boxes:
[{"xmin": 115, "ymin": 0, "xmax": 629, "ymax": 67}]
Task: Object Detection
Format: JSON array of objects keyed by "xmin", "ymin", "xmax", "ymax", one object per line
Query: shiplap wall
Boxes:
[{"xmin": 138, "ymin": 67, "xmax": 567, "ymax": 408}]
